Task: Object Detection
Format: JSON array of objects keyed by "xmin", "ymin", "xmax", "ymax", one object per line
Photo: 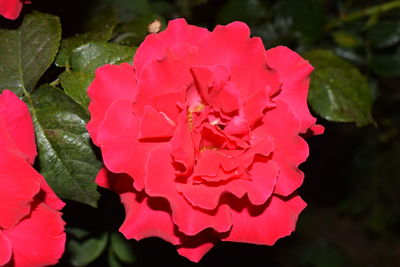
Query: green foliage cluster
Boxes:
[{"xmin": 0, "ymin": 0, "xmax": 399, "ymax": 266}]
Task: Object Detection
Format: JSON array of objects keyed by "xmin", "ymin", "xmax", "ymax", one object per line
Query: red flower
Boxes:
[
  {"xmin": 87, "ymin": 19, "xmax": 323, "ymax": 262},
  {"xmin": 0, "ymin": 90, "xmax": 65, "ymax": 267},
  {"xmin": 0, "ymin": 0, "xmax": 29, "ymax": 20}
]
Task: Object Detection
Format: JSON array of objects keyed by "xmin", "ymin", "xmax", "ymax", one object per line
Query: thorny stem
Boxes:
[{"xmin": 326, "ymin": 0, "xmax": 400, "ymax": 30}]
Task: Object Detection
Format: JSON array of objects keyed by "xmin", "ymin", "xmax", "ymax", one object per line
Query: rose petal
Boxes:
[
  {"xmin": 0, "ymin": 145, "xmax": 41, "ymax": 229},
  {"xmin": 150, "ymin": 91, "xmax": 185, "ymax": 123},
  {"xmin": 0, "ymin": 0, "xmax": 23, "ymax": 20},
  {"xmin": 139, "ymin": 105, "xmax": 176, "ymax": 141},
  {"xmin": 120, "ymin": 192, "xmax": 180, "ymax": 245},
  {"xmin": 0, "ymin": 90, "xmax": 37, "ymax": 164},
  {"xmin": 37, "ymin": 176, "xmax": 65, "ymax": 211},
  {"xmin": 228, "ymin": 160, "xmax": 279, "ymax": 206},
  {"xmin": 177, "ymin": 182, "xmax": 223, "ymax": 211},
  {"xmin": 3, "ymin": 202, "xmax": 66, "ymax": 267},
  {"xmin": 87, "ymin": 63, "xmax": 137, "ymax": 146},
  {"xmin": 242, "ymin": 87, "xmax": 270, "ymax": 128},
  {"xmin": 97, "ymin": 100, "xmax": 158, "ymax": 191},
  {"xmin": 177, "ymin": 242, "xmax": 214, "ymax": 263},
  {"xmin": 197, "ymin": 22, "xmax": 281, "ymax": 98},
  {"xmin": 0, "ymin": 231, "xmax": 12, "ymax": 266},
  {"xmin": 134, "ymin": 19, "xmax": 209, "ymax": 76},
  {"xmin": 255, "ymin": 100, "xmax": 309, "ymax": 196},
  {"xmin": 95, "ymin": 167, "xmax": 114, "ymax": 189},
  {"xmin": 176, "ymin": 230, "xmax": 219, "ymax": 263},
  {"xmin": 145, "ymin": 147, "xmax": 232, "ymax": 235},
  {"xmin": 170, "ymin": 111, "xmax": 195, "ymax": 177},
  {"xmin": 223, "ymin": 195, "xmax": 306, "ymax": 245},
  {"xmin": 135, "ymin": 44, "xmax": 196, "ymax": 112},
  {"xmin": 96, "ymin": 168, "xmax": 181, "ymax": 245},
  {"xmin": 265, "ymin": 46, "xmax": 320, "ymax": 134}
]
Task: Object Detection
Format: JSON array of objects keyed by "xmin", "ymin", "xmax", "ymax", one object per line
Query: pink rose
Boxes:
[
  {"xmin": 87, "ymin": 19, "xmax": 323, "ymax": 262},
  {"xmin": 0, "ymin": 0, "xmax": 29, "ymax": 20},
  {"xmin": 0, "ymin": 90, "xmax": 66, "ymax": 267}
]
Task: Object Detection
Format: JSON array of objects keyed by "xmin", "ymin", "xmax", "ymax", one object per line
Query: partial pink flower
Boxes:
[
  {"xmin": 0, "ymin": 90, "xmax": 65, "ymax": 267},
  {"xmin": 87, "ymin": 19, "xmax": 323, "ymax": 262},
  {"xmin": 0, "ymin": 0, "xmax": 29, "ymax": 20}
]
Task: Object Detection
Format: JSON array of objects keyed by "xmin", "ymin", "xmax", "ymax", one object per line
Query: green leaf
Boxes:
[
  {"xmin": 70, "ymin": 42, "xmax": 135, "ymax": 73},
  {"xmin": 304, "ymin": 50, "xmax": 374, "ymax": 126},
  {"xmin": 59, "ymin": 42, "xmax": 135, "ymax": 108},
  {"xmin": 332, "ymin": 31, "xmax": 362, "ymax": 48},
  {"xmin": 275, "ymin": 0, "xmax": 325, "ymax": 44},
  {"xmin": 59, "ymin": 71, "xmax": 94, "ymax": 108},
  {"xmin": 28, "ymin": 85, "xmax": 101, "ymax": 206},
  {"xmin": 368, "ymin": 21, "xmax": 400, "ymax": 48},
  {"xmin": 110, "ymin": 232, "xmax": 136, "ymax": 263},
  {"xmin": 0, "ymin": 12, "xmax": 61, "ymax": 96},
  {"xmin": 371, "ymin": 50, "xmax": 400, "ymax": 78},
  {"xmin": 108, "ymin": 247, "xmax": 124, "ymax": 267},
  {"xmin": 68, "ymin": 232, "xmax": 108, "ymax": 266},
  {"xmin": 66, "ymin": 227, "xmax": 92, "ymax": 240},
  {"xmin": 55, "ymin": 9, "xmax": 118, "ymax": 67}
]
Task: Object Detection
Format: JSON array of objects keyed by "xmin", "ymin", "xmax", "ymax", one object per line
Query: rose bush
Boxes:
[
  {"xmin": 0, "ymin": 90, "xmax": 65, "ymax": 267},
  {"xmin": 0, "ymin": 0, "xmax": 29, "ymax": 20},
  {"xmin": 87, "ymin": 19, "xmax": 323, "ymax": 262}
]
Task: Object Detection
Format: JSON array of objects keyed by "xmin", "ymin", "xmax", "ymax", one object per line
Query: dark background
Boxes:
[{"xmin": 18, "ymin": 0, "xmax": 400, "ymax": 266}]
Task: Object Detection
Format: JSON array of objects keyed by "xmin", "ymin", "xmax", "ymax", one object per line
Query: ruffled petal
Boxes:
[
  {"xmin": 0, "ymin": 147, "xmax": 41, "ymax": 229},
  {"xmin": 139, "ymin": 105, "xmax": 176, "ymax": 140},
  {"xmin": 197, "ymin": 22, "xmax": 281, "ymax": 98},
  {"xmin": 96, "ymin": 100, "xmax": 156, "ymax": 191},
  {"xmin": 223, "ymin": 195, "xmax": 306, "ymax": 245},
  {"xmin": 256, "ymin": 100, "xmax": 309, "ymax": 196},
  {"xmin": 265, "ymin": 46, "xmax": 320, "ymax": 134},
  {"xmin": 0, "ymin": 0, "xmax": 23, "ymax": 20},
  {"xmin": 3, "ymin": 202, "xmax": 66, "ymax": 267},
  {"xmin": 135, "ymin": 44, "xmax": 196, "ymax": 114},
  {"xmin": 177, "ymin": 242, "xmax": 214, "ymax": 263},
  {"xmin": 0, "ymin": 90, "xmax": 37, "ymax": 164},
  {"xmin": 87, "ymin": 63, "xmax": 137, "ymax": 145},
  {"xmin": 177, "ymin": 182, "xmax": 224, "ymax": 211},
  {"xmin": 0, "ymin": 231, "xmax": 12, "ymax": 266},
  {"xmin": 98, "ymin": 169, "xmax": 181, "ymax": 245},
  {"xmin": 37, "ymin": 176, "xmax": 65, "ymax": 211},
  {"xmin": 177, "ymin": 230, "xmax": 219, "ymax": 263},
  {"xmin": 120, "ymin": 192, "xmax": 180, "ymax": 245},
  {"xmin": 134, "ymin": 19, "xmax": 209, "ymax": 76},
  {"xmin": 145, "ymin": 146, "xmax": 232, "ymax": 236},
  {"xmin": 229, "ymin": 160, "xmax": 279, "ymax": 206}
]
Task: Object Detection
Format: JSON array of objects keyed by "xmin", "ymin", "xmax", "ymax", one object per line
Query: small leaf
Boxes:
[
  {"xmin": 108, "ymin": 247, "xmax": 124, "ymax": 267},
  {"xmin": 59, "ymin": 71, "xmax": 93, "ymax": 108},
  {"xmin": 59, "ymin": 42, "xmax": 135, "ymax": 108},
  {"xmin": 29, "ymin": 85, "xmax": 101, "ymax": 206},
  {"xmin": 304, "ymin": 50, "xmax": 374, "ymax": 126},
  {"xmin": 55, "ymin": 9, "xmax": 118, "ymax": 67},
  {"xmin": 110, "ymin": 232, "xmax": 136, "ymax": 263},
  {"xmin": 275, "ymin": 0, "xmax": 325, "ymax": 43},
  {"xmin": 368, "ymin": 21, "xmax": 400, "ymax": 48},
  {"xmin": 0, "ymin": 12, "xmax": 61, "ymax": 95},
  {"xmin": 66, "ymin": 227, "xmax": 92, "ymax": 240},
  {"xmin": 332, "ymin": 31, "xmax": 362, "ymax": 48},
  {"xmin": 70, "ymin": 42, "xmax": 135, "ymax": 73},
  {"xmin": 371, "ymin": 50, "xmax": 400, "ymax": 78},
  {"xmin": 68, "ymin": 232, "xmax": 108, "ymax": 266}
]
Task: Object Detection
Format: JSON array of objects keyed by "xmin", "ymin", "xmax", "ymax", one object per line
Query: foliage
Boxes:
[{"xmin": 0, "ymin": 0, "xmax": 399, "ymax": 266}]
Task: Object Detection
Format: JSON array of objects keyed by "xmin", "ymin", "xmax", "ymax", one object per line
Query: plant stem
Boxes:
[{"xmin": 326, "ymin": 0, "xmax": 400, "ymax": 30}]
